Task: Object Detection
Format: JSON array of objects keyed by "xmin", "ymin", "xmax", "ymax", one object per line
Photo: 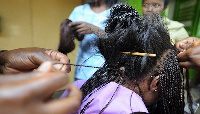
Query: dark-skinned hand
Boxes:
[
  {"xmin": 0, "ymin": 47, "xmax": 71, "ymax": 74},
  {"xmin": 175, "ymin": 37, "xmax": 200, "ymax": 52},
  {"xmin": 176, "ymin": 37, "xmax": 200, "ymax": 69},
  {"xmin": 69, "ymin": 21, "xmax": 104, "ymax": 35},
  {"xmin": 0, "ymin": 62, "xmax": 82, "ymax": 114}
]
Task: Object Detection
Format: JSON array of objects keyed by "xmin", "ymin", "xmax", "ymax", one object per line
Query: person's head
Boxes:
[
  {"xmin": 142, "ymin": 0, "xmax": 170, "ymax": 15},
  {"xmin": 101, "ymin": 4, "xmax": 182, "ymax": 107},
  {"xmin": 80, "ymin": 4, "xmax": 190, "ymax": 113},
  {"xmin": 85, "ymin": 0, "xmax": 120, "ymax": 7}
]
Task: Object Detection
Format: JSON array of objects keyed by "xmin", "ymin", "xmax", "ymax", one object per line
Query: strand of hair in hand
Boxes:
[
  {"xmin": 53, "ymin": 63, "xmax": 101, "ymax": 69},
  {"xmin": 53, "ymin": 63, "xmax": 125, "ymax": 72}
]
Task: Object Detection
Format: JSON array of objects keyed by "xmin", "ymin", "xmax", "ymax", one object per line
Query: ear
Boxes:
[{"xmin": 150, "ymin": 76, "xmax": 160, "ymax": 92}]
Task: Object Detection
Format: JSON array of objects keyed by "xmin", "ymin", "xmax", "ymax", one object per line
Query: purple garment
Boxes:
[
  {"xmin": 61, "ymin": 80, "xmax": 148, "ymax": 113},
  {"xmin": 60, "ymin": 80, "xmax": 86, "ymax": 98}
]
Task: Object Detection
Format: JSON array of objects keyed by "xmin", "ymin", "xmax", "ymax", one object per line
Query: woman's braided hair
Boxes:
[{"xmin": 80, "ymin": 4, "xmax": 192, "ymax": 114}]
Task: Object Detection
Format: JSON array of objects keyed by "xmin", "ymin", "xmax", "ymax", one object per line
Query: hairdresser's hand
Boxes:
[
  {"xmin": 175, "ymin": 37, "xmax": 200, "ymax": 52},
  {"xmin": 177, "ymin": 39, "xmax": 200, "ymax": 69},
  {"xmin": 70, "ymin": 21, "xmax": 104, "ymax": 35},
  {"xmin": 0, "ymin": 62, "xmax": 82, "ymax": 114},
  {"xmin": 0, "ymin": 47, "xmax": 71, "ymax": 74}
]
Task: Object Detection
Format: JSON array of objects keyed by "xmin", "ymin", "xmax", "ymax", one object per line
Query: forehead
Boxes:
[{"xmin": 143, "ymin": 0, "xmax": 164, "ymax": 4}]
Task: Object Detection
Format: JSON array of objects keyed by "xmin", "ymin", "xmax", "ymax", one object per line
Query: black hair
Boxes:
[
  {"xmin": 142, "ymin": 0, "xmax": 170, "ymax": 7},
  {"xmin": 85, "ymin": 0, "xmax": 121, "ymax": 8},
  {"xmin": 58, "ymin": 19, "xmax": 75, "ymax": 54},
  {"xmin": 79, "ymin": 4, "xmax": 193, "ymax": 114}
]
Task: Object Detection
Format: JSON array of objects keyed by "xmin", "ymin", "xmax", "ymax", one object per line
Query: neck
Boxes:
[{"xmin": 90, "ymin": 1, "xmax": 109, "ymax": 13}]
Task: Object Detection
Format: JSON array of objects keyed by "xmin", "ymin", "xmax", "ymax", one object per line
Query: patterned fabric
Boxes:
[{"xmin": 69, "ymin": 4, "xmax": 111, "ymax": 80}]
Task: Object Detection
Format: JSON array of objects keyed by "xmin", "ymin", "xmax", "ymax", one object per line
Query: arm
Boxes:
[
  {"xmin": 0, "ymin": 62, "xmax": 82, "ymax": 114},
  {"xmin": 70, "ymin": 21, "xmax": 105, "ymax": 35}
]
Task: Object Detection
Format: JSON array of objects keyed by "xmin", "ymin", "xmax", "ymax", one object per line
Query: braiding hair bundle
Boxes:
[{"xmin": 58, "ymin": 19, "xmax": 76, "ymax": 54}]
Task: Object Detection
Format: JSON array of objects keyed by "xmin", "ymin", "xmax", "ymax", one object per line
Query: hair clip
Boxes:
[{"xmin": 121, "ymin": 52, "xmax": 156, "ymax": 57}]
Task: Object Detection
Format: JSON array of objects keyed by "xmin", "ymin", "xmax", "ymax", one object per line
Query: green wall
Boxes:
[{"xmin": 128, "ymin": 0, "xmax": 143, "ymax": 15}]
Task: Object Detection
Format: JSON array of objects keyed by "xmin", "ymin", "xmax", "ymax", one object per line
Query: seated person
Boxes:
[{"xmin": 61, "ymin": 5, "xmax": 194, "ymax": 114}]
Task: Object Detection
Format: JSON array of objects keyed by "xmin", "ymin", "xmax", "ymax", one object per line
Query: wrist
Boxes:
[{"xmin": 93, "ymin": 26, "xmax": 104, "ymax": 35}]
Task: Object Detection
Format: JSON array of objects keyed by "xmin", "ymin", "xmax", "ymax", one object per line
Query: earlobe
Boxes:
[{"xmin": 150, "ymin": 76, "xmax": 160, "ymax": 92}]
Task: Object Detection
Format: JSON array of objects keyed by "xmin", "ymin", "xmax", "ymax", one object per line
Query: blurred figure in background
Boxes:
[
  {"xmin": 142, "ymin": 0, "xmax": 189, "ymax": 43},
  {"xmin": 68, "ymin": 0, "xmax": 120, "ymax": 80}
]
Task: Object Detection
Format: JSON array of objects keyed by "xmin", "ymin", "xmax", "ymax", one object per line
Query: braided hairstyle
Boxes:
[{"xmin": 80, "ymin": 5, "xmax": 192, "ymax": 114}]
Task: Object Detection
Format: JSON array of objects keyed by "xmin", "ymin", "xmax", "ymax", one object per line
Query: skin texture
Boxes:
[
  {"xmin": 0, "ymin": 47, "xmax": 71, "ymax": 74},
  {"xmin": 0, "ymin": 62, "xmax": 82, "ymax": 114},
  {"xmin": 176, "ymin": 37, "xmax": 200, "ymax": 69},
  {"xmin": 142, "ymin": 0, "xmax": 166, "ymax": 15}
]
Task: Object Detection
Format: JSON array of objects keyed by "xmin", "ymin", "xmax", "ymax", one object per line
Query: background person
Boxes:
[
  {"xmin": 62, "ymin": 5, "xmax": 192, "ymax": 113},
  {"xmin": 142, "ymin": 0, "xmax": 189, "ymax": 43},
  {"xmin": 68, "ymin": 0, "xmax": 120, "ymax": 80}
]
